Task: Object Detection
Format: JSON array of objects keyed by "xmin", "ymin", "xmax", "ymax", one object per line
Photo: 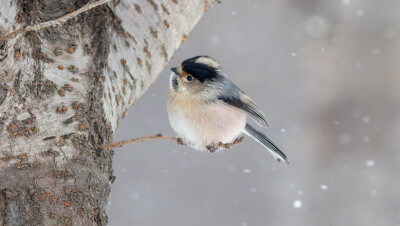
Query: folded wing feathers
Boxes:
[{"xmin": 239, "ymin": 93, "xmax": 270, "ymax": 128}]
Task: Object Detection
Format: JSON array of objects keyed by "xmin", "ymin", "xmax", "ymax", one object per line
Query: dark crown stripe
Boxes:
[{"xmin": 181, "ymin": 56, "xmax": 219, "ymax": 82}]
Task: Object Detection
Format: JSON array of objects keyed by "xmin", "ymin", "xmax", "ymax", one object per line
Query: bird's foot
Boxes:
[
  {"xmin": 176, "ymin": 138, "xmax": 185, "ymax": 146},
  {"xmin": 206, "ymin": 145, "xmax": 218, "ymax": 153},
  {"xmin": 206, "ymin": 136, "xmax": 245, "ymax": 153}
]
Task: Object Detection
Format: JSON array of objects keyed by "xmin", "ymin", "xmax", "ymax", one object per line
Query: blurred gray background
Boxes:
[{"xmin": 107, "ymin": 0, "xmax": 400, "ymax": 225}]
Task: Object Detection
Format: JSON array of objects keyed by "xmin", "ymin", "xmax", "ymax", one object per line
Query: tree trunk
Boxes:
[{"xmin": 0, "ymin": 0, "xmax": 213, "ymax": 224}]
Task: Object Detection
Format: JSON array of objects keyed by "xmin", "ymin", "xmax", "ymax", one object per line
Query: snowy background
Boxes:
[{"xmin": 107, "ymin": 0, "xmax": 400, "ymax": 225}]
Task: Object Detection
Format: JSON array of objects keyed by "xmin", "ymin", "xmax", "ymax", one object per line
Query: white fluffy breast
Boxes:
[{"xmin": 167, "ymin": 91, "xmax": 246, "ymax": 148}]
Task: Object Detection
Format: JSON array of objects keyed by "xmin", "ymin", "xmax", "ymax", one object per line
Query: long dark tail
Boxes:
[{"xmin": 244, "ymin": 124, "xmax": 289, "ymax": 164}]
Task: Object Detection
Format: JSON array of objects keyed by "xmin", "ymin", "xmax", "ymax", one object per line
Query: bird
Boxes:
[{"xmin": 167, "ymin": 56, "xmax": 289, "ymax": 164}]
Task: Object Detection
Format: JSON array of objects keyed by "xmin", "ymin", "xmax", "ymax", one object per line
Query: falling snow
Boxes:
[
  {"xmin": 210, "ymin": 35, "xmax": 221, "ymax": 46},
  {"xmin": 354, "ymin": 63, "xmax": 364, "ymax": 71},
  {"xmin": 293, "ymin": 200, "xmax": 302, "ymax": 208},
  {"xmin": 366, "ymin": 160, "xmax": 375, "ymax": 167},
  {"xmin": 243, "ymin": 168, "xmax": 251, "ymax": 174},
  {"xmin": 363, "ymin": 116, "xmax": 370, "ymax": 124},
  {"xmin": 130, "ymin": 192, "xmax": 140, "ymax": 200},
  {"xmin": 306, "ymin": 16, "xmax": 330, "ymax": 38},
  {"xmin": 356, "ymin": 9, "xmax": 364, "ymax": 16},
  {"xmin": 384, "ymin": 28, "xmax": 396, "ymax": 39},
  {"xmin": 106, "ymin": 1, "xmax": 396, "ymax": 225},
  {"xmin": 372, "ymin": 48, "xmax": 381, "ymax": 55}
]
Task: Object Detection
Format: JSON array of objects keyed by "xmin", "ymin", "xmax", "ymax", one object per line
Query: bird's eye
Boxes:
[{"xmin": 187, "ymin": 75, "xmax": 193, "ymax": 81}]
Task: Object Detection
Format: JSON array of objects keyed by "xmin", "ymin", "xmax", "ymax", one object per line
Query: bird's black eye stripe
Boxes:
[
  {"xmin": 187, "ymin": 75, "xmax": 193, "ymax": 81},
  {"xmin": 181, "ymin": 58, "xmax": 219, "ymax": 83}
]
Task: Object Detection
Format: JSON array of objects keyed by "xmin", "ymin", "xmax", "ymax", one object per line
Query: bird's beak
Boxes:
[{"xmin": 171, "ymin": 67, "xmax": 179, "ymax": 75}]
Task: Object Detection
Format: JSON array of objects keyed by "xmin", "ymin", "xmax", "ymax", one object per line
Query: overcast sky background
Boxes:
[{"xmin": 107, "ymin": 0, "xmax": 400, "ymax": 225}]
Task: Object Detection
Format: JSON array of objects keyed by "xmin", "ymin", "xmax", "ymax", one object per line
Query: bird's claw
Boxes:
[
  {"xmin": 176, "ymin": 138, "xmax": 184, "ymax": 146},
  {"xmin": 206, "ymin": 145, "xmax": 218, "ymax": 153}
]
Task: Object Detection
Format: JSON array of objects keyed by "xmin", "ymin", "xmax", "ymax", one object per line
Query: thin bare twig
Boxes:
[
  {"xmin": 0, "ymin": 0, "xmax": 112, "ymax": 41},
  {"xmin": 102, "ymin": 134, "xmax": 245, "ymax": 151},
  {"xmin": 102, "ymin": 134, "xmax": 182, "ymax": 149}
]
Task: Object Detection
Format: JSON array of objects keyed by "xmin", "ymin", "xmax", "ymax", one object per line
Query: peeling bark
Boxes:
[{"xmin": 0, "ymin": 0, "xmax": 214, "ymax": 224}]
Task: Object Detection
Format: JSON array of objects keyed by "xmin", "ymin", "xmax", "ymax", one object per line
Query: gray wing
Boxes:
[{"xmin": 217, "ymin": 76, "xmax": 269, "ymax": 127}]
